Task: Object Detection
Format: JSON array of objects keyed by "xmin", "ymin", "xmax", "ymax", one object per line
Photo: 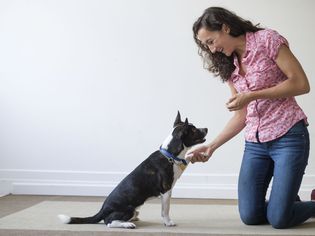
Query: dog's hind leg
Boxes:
[
  {"xmin": 105, "ymin": 211, "xmax": 136, "ymax": 229},
  {"xmin": 161, "ymin": 190, "xmax": 176, "ymax": 227},
  {"xmin": 129, "ymin": 210, "xmax": 139, "ymax": 221}
]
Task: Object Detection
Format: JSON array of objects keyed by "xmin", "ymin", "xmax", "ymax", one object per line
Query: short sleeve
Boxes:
[{"xmin": 263, "ymin": 29, "xmax": 289, "ymax": 60}]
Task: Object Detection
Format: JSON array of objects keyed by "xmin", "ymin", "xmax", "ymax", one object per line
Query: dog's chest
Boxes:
[{"xmin": 172, "ymin": 163, "xmax": 185, "ymax": 182}]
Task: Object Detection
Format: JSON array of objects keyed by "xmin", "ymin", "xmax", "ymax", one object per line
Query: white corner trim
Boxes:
[{"xmin": 0, "ymin": 180, "xmax": 12, "ymax": 197}]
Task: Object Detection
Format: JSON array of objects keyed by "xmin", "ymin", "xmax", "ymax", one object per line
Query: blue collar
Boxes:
[{"xmin": 159, "ymin": 147, "xmax": 188, "ymax": 166}]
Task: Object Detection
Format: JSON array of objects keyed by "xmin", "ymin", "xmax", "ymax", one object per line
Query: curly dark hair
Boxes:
[{"xmin": 193, "ymin": 7, "xmax": 263, "ymax": 82}]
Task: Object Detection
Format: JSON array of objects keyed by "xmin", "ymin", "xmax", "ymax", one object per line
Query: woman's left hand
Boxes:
[{"xmin": 226, "ymin": 92, "xmax": 252, "ymax": 111}]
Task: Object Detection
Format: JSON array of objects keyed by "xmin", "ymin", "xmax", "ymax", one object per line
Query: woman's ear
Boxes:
[{"xmin": 222, "ymin": 24, "xmax": 230, "ymax": 34}]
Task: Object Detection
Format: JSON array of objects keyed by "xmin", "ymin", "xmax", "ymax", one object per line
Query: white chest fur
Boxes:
[{"xmin": 161, "ymin": 130, "xmax": 191, "ymax": 186}]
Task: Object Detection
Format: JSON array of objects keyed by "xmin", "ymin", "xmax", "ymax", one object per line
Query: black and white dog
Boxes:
[{"xmin": 58, "ymin": 112, "xmax": 207, "ymax": 229}]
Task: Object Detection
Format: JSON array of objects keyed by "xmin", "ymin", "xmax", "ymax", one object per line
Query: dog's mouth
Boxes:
[
  {"xmin": 195, "ymin": 138, "xmax": 206, "ymax": 144},
  {"xmin": 200, "ymin": 138, "xmax": 206, "ymax": 143}
]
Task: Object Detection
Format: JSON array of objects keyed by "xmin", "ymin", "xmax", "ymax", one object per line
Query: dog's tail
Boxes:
[{"xmin": 58, "ymin": 211, "xmax": 103, "ymax": 224}]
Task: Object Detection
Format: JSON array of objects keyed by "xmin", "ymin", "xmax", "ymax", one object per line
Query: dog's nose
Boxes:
[{"xmin": 203, "ymin": 128, "xmax": 208, "ymax": 134}]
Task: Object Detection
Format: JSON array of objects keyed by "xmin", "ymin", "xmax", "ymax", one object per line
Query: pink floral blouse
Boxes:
[{"xmin": 229, "ymin": 29, "xmax": 307, "ymax": 143}]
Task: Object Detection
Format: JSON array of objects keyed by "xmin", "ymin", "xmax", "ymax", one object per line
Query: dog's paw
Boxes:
[
  {"xmin": 164, "ymin": 220, "xmax": 176, "ymax": 227},
  {"xmin": 107, "ymin": 220, "xmax": 136, "ymax": 229},
  {"xmin": 121, "ymin": 222, "xmax": 136, "ymax": 229}
]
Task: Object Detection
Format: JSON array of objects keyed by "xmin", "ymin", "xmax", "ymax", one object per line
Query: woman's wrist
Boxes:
[
  {"xmin": 207, "ymin": 142, "xmax": 218, "ymax": 151},
  {"xmin": 247, "ymin": 91, "xmax": 257, "ymax": 103}
]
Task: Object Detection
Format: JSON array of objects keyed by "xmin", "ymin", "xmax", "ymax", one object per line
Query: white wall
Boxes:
[{"xmin": 0, "ymin": 0, "xmax": 314, "ymax": 199}]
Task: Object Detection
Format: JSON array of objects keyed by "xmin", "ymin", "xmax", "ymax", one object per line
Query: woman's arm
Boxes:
[
  {"xmin": 209, "ymin": 82, "xmax": 247, "ymax": 150},
  {"xmin": 188, "ymin": 82, "xmax": 247, "ymax": 163},
  {"xmin": 227, "ymin": 45, "xmax": 310, "ymax": 111}
]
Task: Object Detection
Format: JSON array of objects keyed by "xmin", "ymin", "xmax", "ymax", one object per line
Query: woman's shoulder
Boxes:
[
  {"xmin": 252, "ymin": 28, "xmax": 282, "ymax": 42},
  {"xmin": 251, "ymin": 28, "xmax": 289, "ymax": 56}
]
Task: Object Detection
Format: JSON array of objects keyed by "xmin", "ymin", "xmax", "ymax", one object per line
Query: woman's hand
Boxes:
[
  {"xmin": 226, "ymin": 92, "xmax": 252, "ymax": 111},
  {"xmin": 185, "ymin": 144, "xmax": 215, "ymax": 163}
]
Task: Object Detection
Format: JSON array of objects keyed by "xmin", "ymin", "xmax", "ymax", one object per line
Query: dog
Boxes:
[{"xmin": 58, "ymin": 111, "xmax": 207, "ymax": 229}]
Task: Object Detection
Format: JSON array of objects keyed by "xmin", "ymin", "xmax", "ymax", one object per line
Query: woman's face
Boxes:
[{"xmin": 197, "ymin": 25, "xmax": 234, "ymax": 56}]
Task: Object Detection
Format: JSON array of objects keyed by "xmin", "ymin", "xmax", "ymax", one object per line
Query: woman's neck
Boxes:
[{"xmin": 234, "ymin": 34, "xmax": 246, "ymax": 59}]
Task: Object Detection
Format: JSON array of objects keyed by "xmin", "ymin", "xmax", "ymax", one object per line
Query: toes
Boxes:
[
  {"xmin": 123, "ymin": 222, "xmax": 136, "ymax": 229},
  {"xmin": 164, "ymin": 221, "xmax": 176, "ymax": 227},
  {"xmin": 107, "ymin": 221, "xmax": 136, "ymax": 229}
]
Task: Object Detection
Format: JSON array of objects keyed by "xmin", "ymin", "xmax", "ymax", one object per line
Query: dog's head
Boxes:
[{"xmin": 163, "ymin": 111, "xmax": 207, "ymax": 155}]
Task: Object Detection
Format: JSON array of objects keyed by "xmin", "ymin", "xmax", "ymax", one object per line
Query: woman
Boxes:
[{"xmin": 188, "ymin": 7, "xmax": 314, "ymax": 229}]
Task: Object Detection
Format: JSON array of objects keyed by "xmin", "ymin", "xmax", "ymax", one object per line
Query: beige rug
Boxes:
[{"xmin": 0, "ymin": 201, "xmax": 314, "ymax": 236}]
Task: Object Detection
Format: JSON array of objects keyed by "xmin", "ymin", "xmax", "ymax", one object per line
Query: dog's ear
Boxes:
[
  {"xmin": 174, "ymin": 111, "xmax": 182, "ymax": 127},
  {"xmin": 184, "ymin": 118, "xmax": 189, "ymax": 126},
  {"xmin": 179, "ymin": 118, "xmax": 189, "ymax": 136}
]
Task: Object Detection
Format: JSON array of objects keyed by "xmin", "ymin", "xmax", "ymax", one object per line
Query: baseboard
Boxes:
[
  {"xmin": 0, "ymin": 169, "xmax": 239, "ymax": 199},
  {"xmin": 1, "ymin": 169, "xmax": 314, "ymax": 200}
]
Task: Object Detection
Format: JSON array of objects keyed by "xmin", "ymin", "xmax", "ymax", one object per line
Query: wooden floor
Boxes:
[{"xmin": 0, "ymin": 194, "xmax": 237, "ymax": 219}]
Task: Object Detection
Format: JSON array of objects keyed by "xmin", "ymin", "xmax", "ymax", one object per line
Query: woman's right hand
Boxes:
[{"xmin": 186, "ymin": 144, "xmax": 215, "ymax": 163}]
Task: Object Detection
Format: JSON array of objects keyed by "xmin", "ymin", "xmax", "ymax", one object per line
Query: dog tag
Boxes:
[{"xmin": 179, "ymin": 163, "xmax": 187, "ymax": 171}]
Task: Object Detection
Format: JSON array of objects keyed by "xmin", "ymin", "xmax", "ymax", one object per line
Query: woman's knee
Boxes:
[
  {"xmin": 239, "ymin": 208, "xmax": 266, "ymax": 225},
  {"xmin": 240, "ymin": 207, "xmax": 290, "ymax": 228},
  {"xmin": 267, "ymin": 211, "xmax": 289, "ymax": 229}
]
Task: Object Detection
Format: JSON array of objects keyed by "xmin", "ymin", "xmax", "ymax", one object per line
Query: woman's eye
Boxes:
[{"xmin": 206, "ymin": 40, "xmax": 213, "ymax": 45}]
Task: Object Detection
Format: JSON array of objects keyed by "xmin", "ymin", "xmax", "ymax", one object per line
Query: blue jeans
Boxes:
[{"xmin": 238, "ymin": 120, "xmax": 315, "ymax": 229}]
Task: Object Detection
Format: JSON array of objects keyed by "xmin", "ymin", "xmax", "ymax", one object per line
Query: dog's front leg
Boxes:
[{"xmin": 161, "ymin": 190, "xmax": 176, "ymax": 226}]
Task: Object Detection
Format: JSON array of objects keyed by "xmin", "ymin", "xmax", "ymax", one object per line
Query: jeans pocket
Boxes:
[
  {"xmin": 276, "ymin": 121, "xmax": 309, "ymax": 156},
  {"xmin": 283, "ymin": 120, "xmax": 307, "ymax": 137}
]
